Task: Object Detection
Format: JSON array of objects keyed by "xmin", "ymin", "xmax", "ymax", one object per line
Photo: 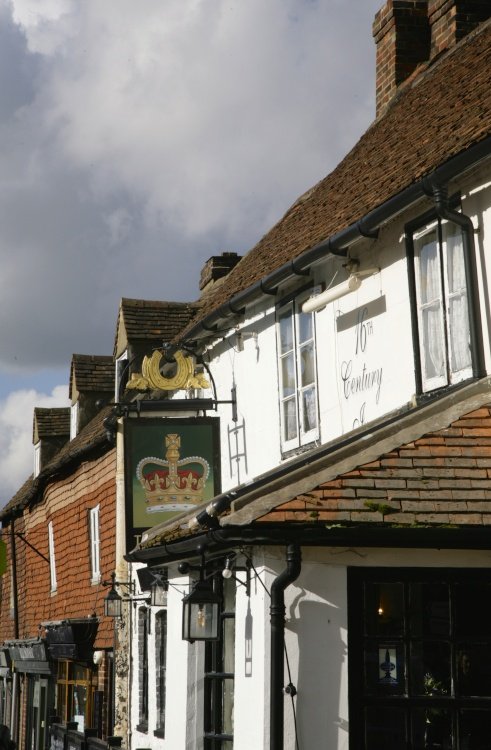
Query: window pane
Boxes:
[
  {"xmin": 279, "ymin": 309, "xmax": 293, "ymax": 353},
  {"xmin": 365, "ymin": 644, "xmax": 405, "ymax": 695},
  {"xmin": 365, "ymin": 707, "xmax": 406, "ymax": 749},
  {"xmin": 417, "ymin": 231, "xmax": 446, "ymax": 384},
  {"xmin": 281, "ymin": 353, "xmax": 296, "ymax": 396},
  {"xmin": 282, "ymin": 398, "xmax": 297, "ymax": 442},
  {"xmin": 417, "ymin": 231, "xmax": 439, "ymax": 305},
  {"xmin": 297, "ymin": 310, "xmax": 313, "ymax": 344},
  {"xmin": 411, "ymin": 641, "xmax": 451, "ymax": 697},
  {"xmin": 460, "ymin": 710, "xmax": 491, "ymax": 748},
  {"xmin": 365, "ymin": 583, "xmax": 404, "ymax": 635},
  {"xmin": 455, "ymin": 584, "xmax": 491, "ymax": 636},
  {"xmin": 421, "ymin": 305, "xmax": 445, "ymax": 380},
  {"xmin": 412, "ymin": 707, "xmax": 453, "ymax": 750},
  {"xmin": 448, "ymin": 294, "xmax": 471, "ymax": 373},
  {"xmin": 299, "ymin": 342, "xmax": 315, "ymax": 387},
  {"xmin": 301, "ymin": 387, "xmax": 317, "ymax": 433},
  {"xmin": 457, "ymin": 646, "xmax": 491, "ymax": 697},
  {"xmin": 445, "ymin": 222, "xmax": 465, "ymax": 294},
  {"xmin": 409, "ymin": 583, "xmax": 449, "ymax": 637}
]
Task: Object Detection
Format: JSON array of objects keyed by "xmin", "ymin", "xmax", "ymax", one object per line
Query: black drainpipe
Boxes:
[
  {"xmin": 431, "ymin": 182, "xmax": 486, "ymax": 380},
  {"xmin": 270, "ymin": 543, "xmax": 302, "ymax": 750},
  {"xmin": 9, "ymin": 520, "xmax": 20, "ymax": 744}
]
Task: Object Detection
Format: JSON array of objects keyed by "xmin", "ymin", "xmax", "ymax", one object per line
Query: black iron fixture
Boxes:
[
  {"xmin": 150, "ymin": 572, "xmax": 168, "ymax": 607},
  {"xmin": 103, "ymin": 572, "xmax": 135, "ymax": 618},
  {"xmin": 221, "ymin": 554, "xmax": 252, "ymax": 597},
  {"xmin": 182, "ymin": 577, "xmax": 222, "ymax": 643}
]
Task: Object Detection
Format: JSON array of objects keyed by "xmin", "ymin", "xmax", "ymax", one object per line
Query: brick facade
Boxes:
[
  {"xmin": 373, "ymin": 0, "xmax": 430, "ymax": 116},
  {"xmin": 0, "ymin": 450, "xmax": 116, "ymax": 648},
  {"xmin": 428, "ymin": 0, "xmax": 491, "ymax": 57}
]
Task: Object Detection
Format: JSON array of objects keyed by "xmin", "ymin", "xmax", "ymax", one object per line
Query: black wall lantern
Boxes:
[
  {"xmin": 182, "ymin": 578, "xmax": 221, "ymax": 642},
  {"xmin": 103, "ymin": 572, "xmax": 135, "ymax": 618}
]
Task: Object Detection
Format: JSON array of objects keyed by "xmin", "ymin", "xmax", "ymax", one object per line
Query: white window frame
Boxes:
[
  {"xmin": 89, "ymin": 505, "xmax": 101, "ymax": 584},
  {"xmin": 48, "ymin": 521, "xmax": 57, "ymax": 593},
  {"xmin": 34, "ymin": 442, "xmax": 41, "ymax": 478},
  {"xmin": 413, "ymin": 217, "xmax": 472, "ymax": 393},
  {"xmin": 276, "ymin": 295, "xmax": 319, "ymax": 452},
  {"xmin": 70, "ymin": 401, "xmax": 79, "ymax": 440},
  {"xmin": 115, "ymin": 350, "xmax": 128, "ymax": 402}
]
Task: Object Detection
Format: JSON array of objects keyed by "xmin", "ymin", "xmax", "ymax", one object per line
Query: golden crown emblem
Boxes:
[{"xmin": 136, "ymin": 434, "xmax": 210, "ymax": 513}]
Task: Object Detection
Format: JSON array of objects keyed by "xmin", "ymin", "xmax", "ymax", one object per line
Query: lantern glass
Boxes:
[
  {"xmin": 104, "ymin": 588, "xmax": 123, "ymax": 618},
  {"xmin": 182, "ymin": 581, "xmax": 221, "ymax": 642},
  {"xmin": 151, "ymin": 581, "xmax": 167, "ymax": 607}
]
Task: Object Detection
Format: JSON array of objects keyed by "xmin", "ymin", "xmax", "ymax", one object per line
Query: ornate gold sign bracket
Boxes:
[{"xmin": 127, "ymin": 350, "xmax": 210, "ymax": 392}]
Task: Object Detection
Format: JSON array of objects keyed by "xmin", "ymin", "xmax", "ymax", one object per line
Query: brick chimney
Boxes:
[
  {"xmin": 373, "ymin": 1, "xmax": 430, "ymax": 117},
  {"xmin": 428, "ymin": 0, "xmax": 491, "ymax": 57},
  {"xmin": 199, "ymin": 252, "xmax": 241, "ymax": 296},
  {"xmin": 373, "ymin": 0, "xmax": 491, "ymax": 117}
]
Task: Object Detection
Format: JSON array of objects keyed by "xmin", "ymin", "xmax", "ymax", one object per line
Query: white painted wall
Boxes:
[
  {"xmin": 224, "ymin": 546, "xmax": 491, "ymax": 750},
  {"xmin": 197, "ymin": 171, "xmax": 491, "ymax": 494},
  {"xmin": 129, "ymin": 571, "xmax": 191, "ymax": 750}
]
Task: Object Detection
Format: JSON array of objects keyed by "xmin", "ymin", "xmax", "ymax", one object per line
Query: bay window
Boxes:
[{"xmin": 408, "ymin": 213, "xmax": 473, "ymax": 394}]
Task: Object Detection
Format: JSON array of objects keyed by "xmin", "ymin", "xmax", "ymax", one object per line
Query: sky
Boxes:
[{"xmin": 0, "ymin": 0, "xmax": 383, "ymax": 506}]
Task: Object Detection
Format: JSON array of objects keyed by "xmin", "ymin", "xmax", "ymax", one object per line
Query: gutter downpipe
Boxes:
[
  {"xmin": 270, "ymin": 543, "xmax": 301, "ymax": 750},
  {"xmin": 430, "ymin": 181, "xmax": 486, "ymax": 380},
  {"xmin": 9, "ymin": 521, "xmax": 19, "ymax": 743}
]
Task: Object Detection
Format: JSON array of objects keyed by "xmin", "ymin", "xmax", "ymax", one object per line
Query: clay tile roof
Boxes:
[
  {"xmin": 181, "ymin": 20, "xmax": 491, "ymax": 333},
  {"xmin": 33, "ymin": 408, "xmax": 70, "ymax": 441},
  {"xmin": 69, "ymin": 354, "xmax": 114, "ymax": 397},
  {"xmin": 2, "ymin": 406, "xmax": 113, "ymax": 518},
  {"xmin": 114, "ymin": 298, "xmax": 198, "ymax": 356}
]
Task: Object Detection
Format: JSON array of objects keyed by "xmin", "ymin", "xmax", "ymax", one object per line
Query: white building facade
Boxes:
[{"xmin": 123, "ymin": 3, "xmax": 491, "ymax": 749}]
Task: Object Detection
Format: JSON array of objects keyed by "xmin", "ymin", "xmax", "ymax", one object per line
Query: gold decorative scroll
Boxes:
[{"xmin": 127, "ymin": 350, "xmax": 210, "ymax": 392}]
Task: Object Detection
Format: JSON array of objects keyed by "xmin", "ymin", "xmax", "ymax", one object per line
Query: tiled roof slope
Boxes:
[
  {"xmin": 33, "ymin": 408, "xmax": 70, "ymax": 439},
  {"xmin": 1, "ymin": 406, "xmax": 112, "ymax": 519},
  {"xmin": 70, "ymin": 354, "xmax": 114, "ymax": 395},
  {"xmin": 115, "ymin": 298, "xmax": 198, "ymax": 355},
  {"xmin": 181, "ymin": 19, "xmax": 491, "ymax": 332},
  {"xmin": 258, "ymin": 405, "xmax": 491, "ymax": 527}
]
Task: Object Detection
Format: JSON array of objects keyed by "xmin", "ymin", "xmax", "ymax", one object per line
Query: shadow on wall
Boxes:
[{"xmin": 292, "ymin": 598, "xmax": 348, "ymax": 748}]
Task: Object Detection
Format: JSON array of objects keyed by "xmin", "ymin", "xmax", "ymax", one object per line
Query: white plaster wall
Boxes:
[
  {"xmin": 238, "ymin": 546, "xmax": 491, "ymax": 750},
  {"xmin": 203, "ymin": 304, "xmax": 283, "ymax": 490},
  {"xmin": 201, "ymin": 171, "xmax": 491, "ymax": 493},
  {"xmin": 232, "ymin": 559, "xmax": 270, "ymax": 750},
  {"xmin": 129, "ymin": 573, "xmax": 190, "ymax": 750}
]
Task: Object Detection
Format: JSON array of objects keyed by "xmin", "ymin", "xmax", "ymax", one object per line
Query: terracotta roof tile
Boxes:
[
  {"xmin": 180, "ymin": 20, "xmax": 491, "ymax": 336},
  {"xmin": 2, "ymin": 407, "xmax": 113, "ymax": 518},
  {"xmin": 69, "ymin": 354, "xmax": 114, "ymax": 397},
  {"xmin": 33, "ymin": 408, "xmax": 70, "ymax": 441},
  {"xmin": 114, "ymin": 298, "xmax": 198, "ymax": 356}
]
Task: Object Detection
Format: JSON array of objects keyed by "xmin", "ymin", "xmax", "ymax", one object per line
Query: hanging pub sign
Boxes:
[{"xmin": 124, "ymin": 417, "xmax": 220, "ymax": 552}]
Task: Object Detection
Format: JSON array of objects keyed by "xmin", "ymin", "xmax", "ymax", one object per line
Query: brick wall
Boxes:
[
  {"xmin": 373, "ymin": 0, "xmax": 430, "ymax": 116},
  {"xmin": 0, "ymin": 450, "xmax": 116, "ymax": 648},
  {"xmin": 372, "ymin": 0, "xmax": 491, "ymax": 117},
  {"xmin": 258, "ymin": 405, "xmax": 491, "ymax": 526},
  {"xmin": 428, "ymin": 0, "xmax": 491, "ymax": 57}
]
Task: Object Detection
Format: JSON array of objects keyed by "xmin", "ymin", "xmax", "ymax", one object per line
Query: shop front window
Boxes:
[
  {"xmin": 348, "ymin": 569, "xmax": 491, "ymax": 749},
  {"xmin": 56, "ymin": 661, "xmax": 94, "ymax": 733}
]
